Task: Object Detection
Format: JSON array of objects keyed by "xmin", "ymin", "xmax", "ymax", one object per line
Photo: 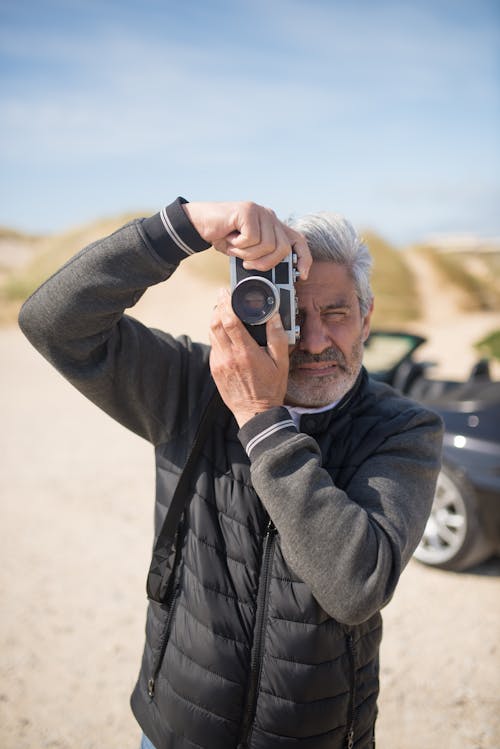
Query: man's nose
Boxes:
[{"xmin": 298, "ymin": 316, "xmax": 332, "ymax": 354}]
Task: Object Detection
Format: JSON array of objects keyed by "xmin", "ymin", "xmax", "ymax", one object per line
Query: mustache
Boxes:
[{"xmin": 289, "ymin": 347, "xmax": 347, "ymax": 370}]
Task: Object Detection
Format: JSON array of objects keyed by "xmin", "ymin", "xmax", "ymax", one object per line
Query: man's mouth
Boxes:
[
  {"xmin": 289, "ymin": 348, "xmax": 347, "ymax": 377},
  {"xmin": 294, "ymin": 362, "xmax": 339, "ymax": 376}
]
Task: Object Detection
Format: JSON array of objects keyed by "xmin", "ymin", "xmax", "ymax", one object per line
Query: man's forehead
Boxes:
[
  {"xmin": 296, "ymin": 262, "xmax": 356, "ymax": 305},
  {"xmin": 296, "ymin": 292, "xmax": 355, "ymax": 311}
]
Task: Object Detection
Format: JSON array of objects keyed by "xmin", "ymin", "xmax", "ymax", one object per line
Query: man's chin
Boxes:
[{"xmin": 285, "ymin": 371, "xmax": 357, "ymax": 408}]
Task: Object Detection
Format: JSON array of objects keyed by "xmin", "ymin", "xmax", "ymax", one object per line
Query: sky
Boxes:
[{"xmin": 0, "ymin": 0, "xmax": 499, "ymax": 245}]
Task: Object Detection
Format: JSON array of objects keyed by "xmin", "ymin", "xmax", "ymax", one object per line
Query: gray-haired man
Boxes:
[{"xmin": 19, "ymin": 198, "xmax": 443, "ymax": 749}]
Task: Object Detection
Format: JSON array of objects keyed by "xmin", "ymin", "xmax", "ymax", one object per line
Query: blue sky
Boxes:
[{"xmin": 1, "ymin": 0, "xmax": 499, "ymax": 245}]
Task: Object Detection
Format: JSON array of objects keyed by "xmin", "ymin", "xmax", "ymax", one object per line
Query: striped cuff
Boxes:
[
  {"xmin": 238, "ymin": 407, "xmax": 298, "ymax": 461},
  {"xmin": 141, "ymin": 197, "xmax": 211, "ymax": 265}
]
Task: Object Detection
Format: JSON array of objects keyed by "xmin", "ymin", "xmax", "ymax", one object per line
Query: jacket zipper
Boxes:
[
  {"xmin": 147, "ymin": 581, "xmax": 181, "ymax": 698},
  {"xmin": 237, "ymin": 519, "xmax": 277, "ymax": 749},
  {"xmin": 147, "ymin": 521, "xmax": 185, "ymax": 699},
  {"xmin": 345, "ymin": 631, "xmax": 356, "ymax": 749}
]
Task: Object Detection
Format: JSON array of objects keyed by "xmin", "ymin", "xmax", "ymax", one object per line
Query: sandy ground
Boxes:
[
  {"xmin": 1, "ymin": 253, "xmax": 500, "ymax": 749},
  {"xmin": 403, "ymin": 249, "xmax": 500, "ymax": 381}
]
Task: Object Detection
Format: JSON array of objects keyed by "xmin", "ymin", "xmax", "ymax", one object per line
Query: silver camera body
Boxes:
[{"xmin": 230, "ymin": 253, "xmax": 300, "ymax": 346}]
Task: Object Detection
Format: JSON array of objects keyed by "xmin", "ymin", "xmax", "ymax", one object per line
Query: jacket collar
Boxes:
[{"xmin": 297, "ymin": 367, "xmax": 368, "ymax": 435}]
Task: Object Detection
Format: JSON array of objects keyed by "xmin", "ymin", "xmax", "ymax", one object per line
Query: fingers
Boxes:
[
  {"xmin": 210, "ymin": 289, "xmax": 288, "ymax": 370},
  {"xmin": 236, "ymin": 222, "xmax": 292, "ymax": 272},
  {"xmin": 226, "ymin": 206, "xmax": 280, "ymax": 259},
  {"xmin": 231, "ymin": 207, "xmax": 311, "ymax": 279},
  {"xmin": 184, "ymin": 201, "xmax": 264, "ymax": 250},
  {"xmin": 209, "ymin": 289, "xmax": 252, "ymax": 352},
  {"xmin": 265, "ymin": 312, "xmax": 290, "ymax": 366},
  {"xmin": 284, "ymin": 226, "xmax": 312, "ymax": 281},
  {"xmin": 230, "ymin": 203, "xmax": 263, "ymax": 249},
  {"xmin": 186, "ymin": 199, "xmax": 311, "ymax": 277},
  {"xmin": 209, "ymin": 289, "xmax": 289, "ymax": 426}
]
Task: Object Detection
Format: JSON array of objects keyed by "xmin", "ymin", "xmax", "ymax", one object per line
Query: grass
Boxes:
[
  {"xmin": 415, "ymin": 245, "xmax": 500, "ymax": 312},
  {"xmin": 0, "ymin": 226, "xmax": 42, "ymax": 241},
  {"xmin": 0, "ymin": 213, "xmax": 145, "ymax": 318},
  {"xmin": 362, "ymin": 230, "xmax": 420, "ymax": 327},
  {"xmin": 475, "ymin": 329, "xmax": 500, "ymax": 361}
]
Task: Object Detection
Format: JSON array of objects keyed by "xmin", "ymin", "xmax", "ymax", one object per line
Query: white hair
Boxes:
[{"xmin": 289, "ymin": 212, "xmax": 373, "ymax": 317}]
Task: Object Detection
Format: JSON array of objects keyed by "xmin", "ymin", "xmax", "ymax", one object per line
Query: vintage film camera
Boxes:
[{"xmin": 230, "ymin": 253, "xmax": 300, "ymax": 346}]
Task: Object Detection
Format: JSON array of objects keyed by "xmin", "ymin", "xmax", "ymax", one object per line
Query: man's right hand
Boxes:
[{"xmin": 182, "ymin": 201, "xmax": 312, "ymax": 280}]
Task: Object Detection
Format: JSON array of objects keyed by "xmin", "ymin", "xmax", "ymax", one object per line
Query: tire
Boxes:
[{"xmin": 413, "ymin": 463, "xmax": 494, "ymax": 571}]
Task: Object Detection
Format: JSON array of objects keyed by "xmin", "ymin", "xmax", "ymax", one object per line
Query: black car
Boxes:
[{"xmin": 364, "ymin": 331, "xmax": 500, "ymax": 571}]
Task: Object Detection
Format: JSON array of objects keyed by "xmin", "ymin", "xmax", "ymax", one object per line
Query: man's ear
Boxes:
[{"xmin": 361, "ymin": 298, "xmax": 374, "ymax": 342}]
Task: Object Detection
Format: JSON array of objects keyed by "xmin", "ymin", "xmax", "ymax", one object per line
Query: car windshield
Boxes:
[{"xmin": 363, "ymin": 332, "xmax": 425, "ymax": 375}]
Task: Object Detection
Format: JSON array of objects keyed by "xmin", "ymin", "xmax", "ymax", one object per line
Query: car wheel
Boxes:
[{"xmin": 413, "ymin": 463, "xmax": 494, "ymax": 571}]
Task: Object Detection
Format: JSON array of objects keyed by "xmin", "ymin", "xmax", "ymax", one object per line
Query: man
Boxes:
[{"xmin": 19, "ymin": 198, "xmax": 443, "ymax": 749}]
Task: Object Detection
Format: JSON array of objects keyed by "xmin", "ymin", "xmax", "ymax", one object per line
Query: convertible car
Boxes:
[{"xmin": 364, "ymin": 331, "xmax": 500, "ymax": 572}]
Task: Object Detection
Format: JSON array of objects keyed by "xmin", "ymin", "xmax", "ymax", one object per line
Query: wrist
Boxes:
[
  {"xmin": 142, "ymin": 197, "xmax": 211, "ymax": 264},
  {"xmin": 235, "ymin": 407, "xmax": 270, "ymax": 429},
  {"xmin": 237, "ymin": 406, "xmax": 298, "ymax": 459},
  {"xmin": 181, "ymin": 202, "xmax": 207, "ymax": 241}
]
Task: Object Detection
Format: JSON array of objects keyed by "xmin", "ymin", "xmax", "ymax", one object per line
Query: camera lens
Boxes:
[{"xmin": 231, "ymin": 277, "xmax": 280, "ymax": 325}]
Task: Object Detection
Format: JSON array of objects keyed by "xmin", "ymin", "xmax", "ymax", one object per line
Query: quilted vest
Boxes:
[{"xmin": 131, "ymin": 373, "xmax": 381, "ymax": 749}]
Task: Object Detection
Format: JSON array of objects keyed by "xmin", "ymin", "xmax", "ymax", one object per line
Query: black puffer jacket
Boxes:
[
  {"xmin": 131, "ymin": 371, "xmax": 384, "ymax": 749},
  {"xmin": 18, "ymin": 204, "xmax": 443, "ymax": 749}
]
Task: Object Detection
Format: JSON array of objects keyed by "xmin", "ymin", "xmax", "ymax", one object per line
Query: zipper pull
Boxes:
[
  {"xmin": 347, "ymin": 726, "xmax": 354, "ymax": 749},
  {"xmin": 147, "ymin": 677, "xmax": 155, "ymax": 698}
]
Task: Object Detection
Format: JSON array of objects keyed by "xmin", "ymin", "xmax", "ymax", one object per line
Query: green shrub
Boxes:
[{"xmin": 475, "ymin": 329, "xmax": 500, "ymax": 360}]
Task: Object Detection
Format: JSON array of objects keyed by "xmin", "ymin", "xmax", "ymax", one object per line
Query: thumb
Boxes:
[{"xmin": 265, "ymin": 311, "xmax": 289, "ymax": 365}]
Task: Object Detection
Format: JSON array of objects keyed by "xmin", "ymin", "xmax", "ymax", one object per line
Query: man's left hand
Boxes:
[{"xmin": 209, "ymin": 289, "xmax": 289, "ymax": 427}]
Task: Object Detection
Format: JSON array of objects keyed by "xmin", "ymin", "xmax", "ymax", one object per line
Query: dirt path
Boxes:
[
  {"xmin": 1, "ymin": 257, "xmax": 499, "ymax": 748},
  {"xmin": 403, "ymin": 249, "xmax": 500, "ymax": 380}
]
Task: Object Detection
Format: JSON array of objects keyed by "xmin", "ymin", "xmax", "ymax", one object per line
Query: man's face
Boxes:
[{"xmin": 286, "ymin": 261, "xmax": 373, "ymax": 408}]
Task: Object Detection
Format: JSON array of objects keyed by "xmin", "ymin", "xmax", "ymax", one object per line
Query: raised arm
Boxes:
[
  {"xmin": 19, "ymin": 197, "xmax": 310, "ymax": 445},
  {"xmin": 18, "ymin": 198, "xmax": 215, "ymax": 444}
]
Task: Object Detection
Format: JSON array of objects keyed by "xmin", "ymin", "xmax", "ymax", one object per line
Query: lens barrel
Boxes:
[{"xmin": 231, "ymin": 277, "xmax": 280, "ymax": 326}]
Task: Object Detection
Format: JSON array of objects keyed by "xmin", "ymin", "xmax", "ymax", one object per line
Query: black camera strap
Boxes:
[{"xmin": 146, "ymin": 385, "xmax": 222, "ymax": 604}]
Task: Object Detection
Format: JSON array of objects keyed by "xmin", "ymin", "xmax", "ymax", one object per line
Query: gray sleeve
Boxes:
[
  {"xmin": 240, "ymin": 405, "xmax": 443, "ymax": 625},
  {"xmin": 18, "ymin": 219, "xmax": 211, "ymax": 445}
]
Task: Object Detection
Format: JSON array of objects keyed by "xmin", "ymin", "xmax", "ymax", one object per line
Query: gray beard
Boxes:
[{"xmin": 286, "ymin": 341, "xmax": 363, "ymax": 408}]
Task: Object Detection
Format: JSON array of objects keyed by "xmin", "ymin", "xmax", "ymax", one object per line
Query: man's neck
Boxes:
[{"xmin": 285, "ymin": 400, "xmax": 339, "ymax": 428}]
